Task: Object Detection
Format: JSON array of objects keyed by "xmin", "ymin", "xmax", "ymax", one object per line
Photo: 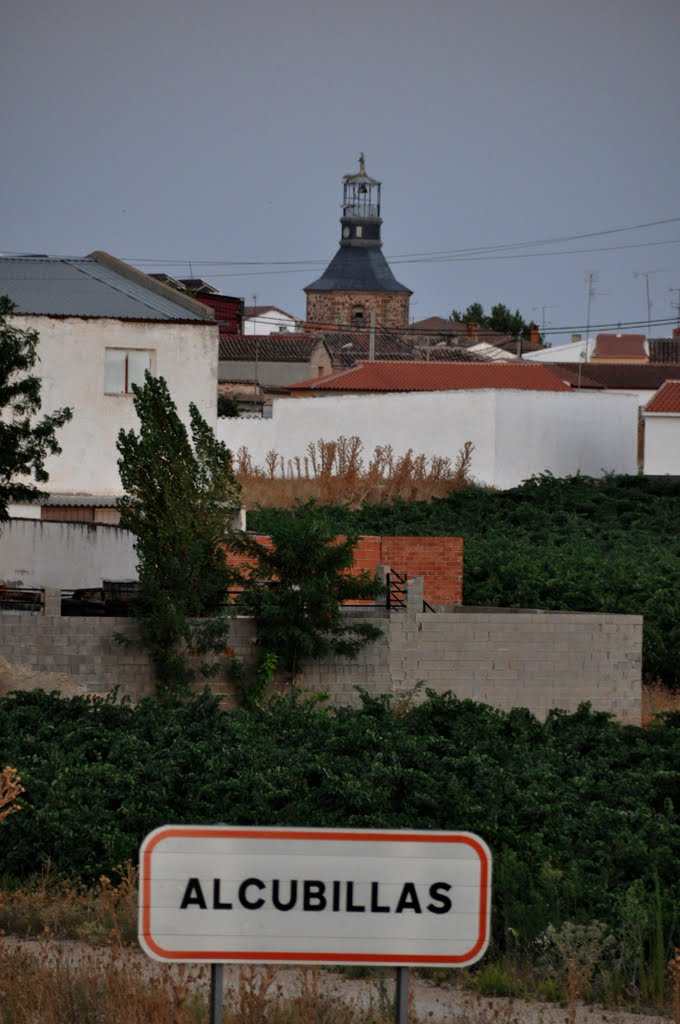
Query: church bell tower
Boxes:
[{"xmin": 304, "ymin": 155, "xmax": 411, "ymax": 330}]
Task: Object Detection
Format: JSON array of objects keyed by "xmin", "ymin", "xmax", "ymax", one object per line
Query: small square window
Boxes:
[{"xmin": 104, "ymin": 349, "xmax": 152, "ymax": 394}]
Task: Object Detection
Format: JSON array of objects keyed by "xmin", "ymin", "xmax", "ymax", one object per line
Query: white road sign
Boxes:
[{"xmin": 139, "ymin": 825, "xmax": 492, "ymax": 967}]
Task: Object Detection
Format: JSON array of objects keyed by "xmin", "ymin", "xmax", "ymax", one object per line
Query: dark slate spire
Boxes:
[{"xmin": 305, "ymin": 156, "xmax": 411, "ymax": 295}]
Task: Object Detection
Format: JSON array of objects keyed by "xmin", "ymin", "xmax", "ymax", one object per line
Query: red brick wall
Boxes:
[
  {"xmin": 380, "ymin": 537, "xmax": 463, "ymax": 606},
  {"xmin": 225, "ymin": 535, "xmax": 463, "ymax": 606}
]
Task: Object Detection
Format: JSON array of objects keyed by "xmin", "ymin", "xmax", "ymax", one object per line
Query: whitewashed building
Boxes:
[
  {"xmin": 0, "ymin": 251, "xmax": 220, "ymax": 518},
  {"xmin": 243, "ymin": 305, "xmax": 300, "ymax": 335},
  {"xmin": 643, "ymin": 380, "xmax": 680, "ymax": 475}
]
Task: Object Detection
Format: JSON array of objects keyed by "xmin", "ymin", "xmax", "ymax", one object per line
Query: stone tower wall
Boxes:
[{"xmin": 306, "ymin": 291, "xmax": 410, "ymax": 330}]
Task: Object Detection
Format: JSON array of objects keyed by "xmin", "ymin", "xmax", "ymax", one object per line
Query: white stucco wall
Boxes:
[
  {"xmin": 243, "ymin": 312, "xmax": 298, "ymax": 335},
  {"xmin": 643, "ymin": 415, "xmax": 680, "ymax": 474},
  {"xmin": 523, "ymin": 339, "xmax": 593, "ymax": 362},
  {"xmin": 493, "ymin": 390, "xmax": 638, "ymax": 489},
  {"xmin": 12, "ymin": 315, "xmax": 219, "ymax": 497},
  {"xmin": 216, "ymin": 389, "xmax": 638, "ymax": 488},
  {"xmin": 0, "ymin": 520, "xmax": 137, "ymax": 589}
]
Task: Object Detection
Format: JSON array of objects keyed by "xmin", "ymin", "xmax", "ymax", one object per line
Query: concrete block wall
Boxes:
[
  {"xmin": 408, "ymin": 609, "xmax": 642, "ymax": 724},
  {"xmin": 0, "ymin": 591, "xmax": 642, "ymax": 723},
  {"xmin": 0, "ymin": 589, "xmax": 156, "ymax": 699}
]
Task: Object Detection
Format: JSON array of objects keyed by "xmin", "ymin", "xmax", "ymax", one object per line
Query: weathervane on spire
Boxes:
[{"xmin": 358, "ymin": 152, "xmax": 366, "ymax": 175}]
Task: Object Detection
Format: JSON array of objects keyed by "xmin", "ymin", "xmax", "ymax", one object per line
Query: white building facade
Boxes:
[
  {"xmin": 1, "ymin": 252, "xmax": 219, "ymax": 515},
  {"xmin": 216, "ymin": 389, "xmax": 639, "ymax": 490}
]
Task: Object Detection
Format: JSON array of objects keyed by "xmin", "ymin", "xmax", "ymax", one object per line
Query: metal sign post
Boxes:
[
  {"xmin": 209, "ymin": 963, "xmax": 224, "ymax": 1024},
  {"xmin": 395, "ymin": 966, "xmax": 409, "ymax": 1024}
]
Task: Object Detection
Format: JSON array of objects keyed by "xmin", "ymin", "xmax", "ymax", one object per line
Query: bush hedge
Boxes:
[{"xmin": 1, "ymin": 688, "xmax": 679, "ymax": 964}]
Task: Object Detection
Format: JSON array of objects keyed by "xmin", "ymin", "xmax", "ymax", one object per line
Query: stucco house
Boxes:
[
  {"xmin": 218, "ymin": 334, "xmax": 335, "ymax": 412},
  {"xmin": 0, "ymin": 251, "xmax": 220, "ymax": 519},
  {"xmin": 243, "ymin": 305, "xmax": 299, "ymax": 335},
  {"xmin": 643, "ymin": 380, "xmax": 680, "ymax": 475}
]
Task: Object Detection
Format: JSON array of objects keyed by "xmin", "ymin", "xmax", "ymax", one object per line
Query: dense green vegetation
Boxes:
[
  {"xmin": 1, "ymin": 689, "xmax": 679, "ymax": 983},
  {"xmin": 249, "ymin": 474, "xmax": 680, "ymax": 688}
]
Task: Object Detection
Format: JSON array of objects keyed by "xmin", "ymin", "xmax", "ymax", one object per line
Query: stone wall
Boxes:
[
  {"xmin": 306, "ymin": 291, "xmax": 410, "ymax": 330},
  {"xmin": 0, "ymin": 589, "xmax": 642, "ymax": 723}
]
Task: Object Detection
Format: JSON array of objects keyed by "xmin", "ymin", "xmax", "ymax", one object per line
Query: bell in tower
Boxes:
[
  {"xmin": 304, "ymin": 155, "xmax": 412, "ymax": 331},
  {"xmin": 340, "ymin": 152, "xmax": 382, "ymax": 246}
]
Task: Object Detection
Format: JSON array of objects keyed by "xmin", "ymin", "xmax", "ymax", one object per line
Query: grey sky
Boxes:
[{"xmin": 3, "ymin": 0, "xmax": 679, "ymax": 342}]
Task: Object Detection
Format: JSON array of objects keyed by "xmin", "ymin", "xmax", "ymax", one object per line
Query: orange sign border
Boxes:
[{"xmin": 140, "ymin": 826, "xmax": 491, "ymax": 965}]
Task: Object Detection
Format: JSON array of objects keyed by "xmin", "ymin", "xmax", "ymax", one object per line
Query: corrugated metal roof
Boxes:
[
  {"xmin": 645, "ymin": 380, "xmax": 680, "ymax": 413},
  {"xmin": 288, "ymin": 361, "xmax": 571, "ymax": 393},
  {"xmin": 0, "ymin": 255, "xmax": 211, "ymax": 320}
]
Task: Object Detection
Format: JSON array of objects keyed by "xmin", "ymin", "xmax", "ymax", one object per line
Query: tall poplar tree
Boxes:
[{"xmin": 117, "ymin": 373, "xmax": 241, "ymax": 696}]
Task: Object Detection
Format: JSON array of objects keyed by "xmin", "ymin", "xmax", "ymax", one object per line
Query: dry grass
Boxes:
[
  {"xmin": 641, "ymin": 682, "xmax": 680, "ymax": 725},
  {"xmin": 235, "ymin": 437, "xmax": 475, "ymax": 508},
  {"xmin": 0, "ymin": 940, "xmax": 206, "ymax": 1024},
  {"xmin": 0, "ymin": 864, "xmax": 138, "ymax": 945},
  {"xmin": 0, "ymin": 768, "xmax": 24, "ymax": 824},
  {"xmin": 0, "ymin": 841, "xmax": 673, "ymax": 1022}
]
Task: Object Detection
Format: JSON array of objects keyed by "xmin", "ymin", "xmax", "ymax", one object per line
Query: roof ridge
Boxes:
[{"xmin": 88, "ymin": 251, "xmax": 215, "ymax": 319}]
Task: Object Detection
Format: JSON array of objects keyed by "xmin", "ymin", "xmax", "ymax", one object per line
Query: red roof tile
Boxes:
[
  {"xmin": 645, "ymin": 380, "xmax": 680, "ymax": 413},
  {"xmin": 551, "ymin": 364, "xmax": 603, "ymax": 389},
  {"xmin": 592, "ymin": 334, "xmax": 647, "ymax": 360},
  {"xmin": 288, "ymin": 361, "xmax": 570, "ymax": 393},
  {"xmin": 219, "ymin": 334, "xmax": 323, "ymax": 361},
  {"xmin": 571, "ymin": 363, "xmax": 680, "ymax": 389}
]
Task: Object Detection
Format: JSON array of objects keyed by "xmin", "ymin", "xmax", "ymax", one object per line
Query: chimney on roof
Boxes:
[
  {"xmin": 571, "ymin": 333, "xmax": 582, "ymax": 344},
  {"xmin": 529, "ymin": 323, "xmax": 540, "ymax": 345},
  {"xmin": 674, "ymin": 327, "xmax": 680, "ymax": 339},
  {"xmin": 466, "ymin": 322, "xmax": 479, "ymax": 338}
]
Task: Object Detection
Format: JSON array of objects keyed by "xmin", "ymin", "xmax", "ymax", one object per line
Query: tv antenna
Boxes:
[{"xmin": 633, "ymin": 270, "xmax": 662, "ymax": 340}]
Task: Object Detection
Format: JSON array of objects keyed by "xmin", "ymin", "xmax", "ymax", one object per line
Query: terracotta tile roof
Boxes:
[
  {"xmin": 219, "ymin": 334, "xmax": 324, "ymax": 361},
  {"xmin": 316, "ymin": 331, "xmax": 483, "ymax": 365},
  {"xmin": 288, "ymin": 360, "xmax": 570, "ymax": 393},
  {"xmin": 551, "ymin": 364, "xmax": 603, "ymax": 389},
  {"xmin": 645, "ymin": 380, "xmax": 680, "ymax": 413},
  {"xmin": 408, "ymin": 317, "xmax": 467, "ymax": 333},
  {"xmin": 592, "ymin": 334, "xmax": 647, "ymax": 360},
  {"xmin": 649, "ymin": 338, "xmax": 680, "ymax": 363},
  {"xmin": 572, "ymin": 363, "xmax": 680, "ymax": 389}
]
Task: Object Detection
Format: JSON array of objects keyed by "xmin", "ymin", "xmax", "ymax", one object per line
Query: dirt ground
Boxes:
[{"xmin": 4, "ymin": 940, "xmax": 671, "ymax": 1024}]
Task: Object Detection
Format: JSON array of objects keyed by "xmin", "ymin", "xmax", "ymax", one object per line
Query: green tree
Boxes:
[
  {"xmin": 229, "ymin": 503, "xmax": 384, "ymax": 678},
  {"xmin": 450, "ymin": 301, "xmax": 538, "ymax": 341},
  {"xmin": 217, "ymin": 394, "xmax": 240, "ymax": 418},
  {"xmin": 116, "ymin": 373, "xmax": 241, "ymax": 697},
  {"xmin": 0, "ymin": 296, "xmax": 72, "ymax": 522}
]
